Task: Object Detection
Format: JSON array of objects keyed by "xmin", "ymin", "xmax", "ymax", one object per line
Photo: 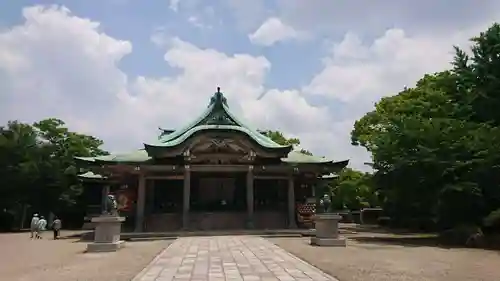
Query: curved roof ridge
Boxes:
[
  {"xmin": 221, "ymin": 103, "xmax": 288, "ymax": 147},
  {"xmin": 145, "ymin": 125, "xmax": 289, "ymax": 149},
  {"xmin": 146, "ymin": 88, "xmax": 290, "ymax": 151},
  {"xmin": 157, "ymin": 104, "xmax": 214, "ymax": 143}
]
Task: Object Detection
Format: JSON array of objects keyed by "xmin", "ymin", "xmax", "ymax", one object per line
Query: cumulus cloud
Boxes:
[
  {"xmin": 0, "ymin": 5, "xmax": 132, "ymax": 136},
  {"xmin": 241, "ymin": 0, "xmax": 500, "ymax": 37},
  {"xmin": 304, "ymin": 21, "xmax": 494, "ymax": 106},
  {"xmin": 1, "ymin": 4, "xmax": 498, "ymax": 171},
  {"xmin": 248, "ymin": 17, "xmax": 301, "ymax": 46},
  {"xmin": 169, "ymin": 0, "xmax": 180, "ymax": 12},
  {"xmin": 0, "ymin": 5, "xmax": 276, "ymax": 152}
]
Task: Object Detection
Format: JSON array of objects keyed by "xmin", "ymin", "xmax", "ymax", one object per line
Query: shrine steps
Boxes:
[{"xmin": 79, "ymin": 229, "xmax": 317, "ymax": 241}]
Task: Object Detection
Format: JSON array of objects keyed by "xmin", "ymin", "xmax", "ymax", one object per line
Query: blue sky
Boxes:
[
  {"xmin": 0, "ymin": 0, "xmax": 324, "ymax": 89},
  {"xmin": 1, "ymin": 0, "xmax": 499, "ymax": 170}
]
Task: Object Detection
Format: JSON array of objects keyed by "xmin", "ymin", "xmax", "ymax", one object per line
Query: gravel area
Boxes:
[
  {"xmin": 0, "ymin": 231, "xmax": 170, "ymax": 281},
  {"xmin": 270, "ymin": 235, "xmax": 500, "ymax": 281}
]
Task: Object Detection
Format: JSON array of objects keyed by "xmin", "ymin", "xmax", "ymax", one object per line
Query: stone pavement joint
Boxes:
[{"xmin": 132, "ymin": 236, "xmax": 338, "ymax": 281}]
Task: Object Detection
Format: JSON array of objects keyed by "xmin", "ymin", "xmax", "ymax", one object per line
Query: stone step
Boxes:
[
  {"xmin": 79, "ymin": 229, "xmax": 311, "ymax": 241},
  {"xmin": 129, "ymin": 236, "xmax": 177, "ymax": 242}
]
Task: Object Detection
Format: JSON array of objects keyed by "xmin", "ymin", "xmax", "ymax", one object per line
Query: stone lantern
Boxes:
[
  {"xmin": 310, "ymin": 192, "xmax": 346, "ymax": 247},
  {"xmin": 86, "ymin": 193, "xmax": 126, "ymax": 252}
]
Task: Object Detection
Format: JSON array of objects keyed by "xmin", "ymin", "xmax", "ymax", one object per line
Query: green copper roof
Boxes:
[
  {"xmin": 77, "ymin": 171, "xmax": 106, "ymax": 179},
  {"xmin": 147, "ymin": 125, "xmax": 285, "ymax": 150},
  {"xmin": 282, "ymin": 151, "xmax": 350, "ymax": 167},
  {"xmin": 321, "ymin": 173, "xmax": 340, "ymax": 179},
  {"xmin": 76, "ymin": 150, "xmax": 151, "ymax": 164},
  {"xmin": 281, "ymin": 151, "xmax": 333, "ymax": 164},
  {"xmin": 74, "ymin": 89, "xmax": 349, "ymax": 167},
  {"xmin": 74, "ymin": 149, "xmax": 348, "ymax": 166},
  {"xmin": 74, "ymin": 156, "xmax": 96, "ymax": 162},
  {"xmin": 97, "ymin": 149, "xmax": 151, "ymax": 163},
  {"xmin": 158, "ymin": 127, "xmax": 175, "ymax": 138},
  {"xmin": 146, "ymin": 89, "xmax": 291, "ymax": 151}
]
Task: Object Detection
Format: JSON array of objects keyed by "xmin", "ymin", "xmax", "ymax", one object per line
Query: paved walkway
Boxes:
[{"xmin": 132, "ymin": 236, "xmax": 338, "ymax": 281}]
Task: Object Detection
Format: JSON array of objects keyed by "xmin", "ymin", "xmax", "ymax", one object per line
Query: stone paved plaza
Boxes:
[{"xmin": 132, "ymin": 236, "xmax": 338, "ymax": 281}]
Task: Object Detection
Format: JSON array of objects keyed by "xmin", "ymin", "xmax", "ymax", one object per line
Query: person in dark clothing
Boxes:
[{"xmin": 51, "ymin": 217, "xmax": 62, "ymax": 240}]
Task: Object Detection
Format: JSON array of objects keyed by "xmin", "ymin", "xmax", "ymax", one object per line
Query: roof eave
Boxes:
[
  {"xmin": 93, "ymin": 159, "xmax": 151, "ymax": 165},
  {"xmin": 281, "ymin": 159, "xmax": 349, "ymax": 167},
  {"xmin": 145, "ymin": 128, "xmax": 293, "ymax": 157},
  {"xmin": 74, "ymin": 156, "xmax": 96, "ymax": 163},
  {"xmin": 320, "ymin": 173, "xmax": 340, "ymax": 179},
  {"xmin": 143, "ymin": 143, "xmax": 170, "ymax": 157},
  {"xmin": 77, "ymin": 171, "xmax": 107, "ymax": 181}
]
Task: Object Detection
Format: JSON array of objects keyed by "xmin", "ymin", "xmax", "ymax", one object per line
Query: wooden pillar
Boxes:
[
  {"xmin": 246, "ymin": 165, "xmax": 254, "ymax": 228},
  {"xmin": 135, "ymin": 174, "xmax": 146, "ymax": 232},
  {"xmin": 101, "ymin": 185, "xmax": 110, "ymax": 214},
  {"xmin": 288, "ymin": 177, "xmax": 297, "ymax": 228},
  {"xmin": 182, "ymin": 165, "xmax": 191, "ymax": 229},
  {"xmin": 148, "ymin": 180, "xmax": 155, "ymax": 215}
]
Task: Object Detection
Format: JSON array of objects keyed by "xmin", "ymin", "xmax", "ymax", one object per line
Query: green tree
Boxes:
[
  {"xmin": 332, "ymin": 168, "xmax": 378, "ymax": 210},
  {"xmin": 259, "ymin": 130, "xmax": 313, "ymax": 155},
  {"xmin": 0, "ymin": 118, "xmax": 108, "ymax": 230},
  {"xmin": 351, "ymin": 23, "xmax": 500, "ymax": 230},
  {"xmin": 32, "ymin": 118, "xmax": 108, "ymax": 213},
  {"xmin": 0, "ymin": 121, "xmax": 42, "ymax": 228}
]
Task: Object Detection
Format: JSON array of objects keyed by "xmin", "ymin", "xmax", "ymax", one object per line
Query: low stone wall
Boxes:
[
  {"xmin": 145, "ymin": 213, "xmax": 182, "ymax": 232},
  {"xmin": 254, "ymin": 211, "xmax": 287, "ymax": 229},
  {"xmin": 144, "ymin": 211, "xmax": 287, "ymax": 231}
]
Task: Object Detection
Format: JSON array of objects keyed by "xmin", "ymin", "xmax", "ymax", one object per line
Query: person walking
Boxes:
[
  {"xmin": 52, "ymin": 217, "xmax": 62, "ymax": 240},
  {"xmin": 36, "ymin": 216, "xmax": 47, "ymax": 239},
  {"xmin": 30, "ymin": 214, "xmax": 40, "ymax": 239}
]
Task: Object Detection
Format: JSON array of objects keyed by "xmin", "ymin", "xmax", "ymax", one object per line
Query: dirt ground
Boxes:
[
  {"xmin": 3, "ymin": 229, "xmax": 500, "ymax": 281},
  {"xmin": 270, "ymin": 232, "xmax": 500, "ymax": 281},
  {"xmin": 0, "ymin": 231, "xmax": 170, "ymax": 281}
]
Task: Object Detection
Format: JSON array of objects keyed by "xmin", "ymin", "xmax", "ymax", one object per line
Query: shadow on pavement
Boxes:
[
  {"xmin": 341, "ymin": 223, "xmax": 432, "ymax": 235},
  {"xmin": 351, "ymin": 235, "xmax": 500, "ymax": 252}
]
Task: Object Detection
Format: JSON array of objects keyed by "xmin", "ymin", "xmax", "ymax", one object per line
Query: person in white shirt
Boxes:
[
  {"xmin": 30, "ymin": 214, "xmax": 39, "ymax": 239},
  {"xmin": 36, "ymin": 216, "xmax": 47, "ymax": 239}
]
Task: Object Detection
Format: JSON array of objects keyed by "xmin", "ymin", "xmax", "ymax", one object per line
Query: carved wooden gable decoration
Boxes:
[{"xmin": 186, "ymin": 134, "xmax": 256, "ymax": 164}]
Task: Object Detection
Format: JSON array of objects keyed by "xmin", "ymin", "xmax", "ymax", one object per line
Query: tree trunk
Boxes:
[{"xmin": 19, "ymin": 203, "xmax": 28, "ymax": 230}]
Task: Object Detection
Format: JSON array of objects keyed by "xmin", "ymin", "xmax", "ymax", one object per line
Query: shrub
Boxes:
[
  {"xmin": 483, "ymin": 208, "xmax": 500, "ymax": 231},
  {"xmin": 407, "ymin": 217, "xmax": 437, "ymax": 232},
  {"xmin": 360, "ymin": 208, "xmax": 383, "ymax": 224},
  {"xmin": 340, "ymin": 211, "xmax": 353, "ymax": 223},
  {"xmin": 377, "ymin": 216, "xmax": 391, "ymax": 226},
  {"xmin": 0, "ymin": 210, "xmax": 16, "ymax": 231},
  {"xmin": 351, "ymin": 211, "xmax": 362, "ymax": 224},
  {"xmin": 438, "ymin": 224, "xmax": 484, "ymax": 247}
]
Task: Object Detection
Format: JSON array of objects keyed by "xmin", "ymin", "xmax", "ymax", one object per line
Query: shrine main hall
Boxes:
[{"xmin": 76, "ymin": 88, "xmax": 348, "ymax": 232}]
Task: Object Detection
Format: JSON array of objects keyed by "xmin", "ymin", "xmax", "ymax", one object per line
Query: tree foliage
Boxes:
[
  {"xmin": 351, "ymin": 23, "xmax": 500, "ymax": 231},
  {"xmin": 260, "ymin": 130, "xmax": 376, "ymax": 209},
  {"xmin": 331, "ymin": 168, "xmax": 378, "ymax": 210},
  {"xmin": 0, "ymin": 118, "xmax": 107, "ymax": 230},
  {"xmin": 260, "ymin": 130, "xmax": 313, "ymax": 155}
]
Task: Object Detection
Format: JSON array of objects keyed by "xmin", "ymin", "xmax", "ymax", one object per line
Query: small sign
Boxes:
[{"xmin": 114, "ymin": 189, "xmax": 135, "ymax": 211}]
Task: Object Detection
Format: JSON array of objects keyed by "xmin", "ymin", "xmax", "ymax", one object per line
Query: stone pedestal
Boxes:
[
  {"xmin": 310, "ymin": 213, "xmax": 346, "ymax": 247},
  {"xmin": 86, "ymin": 216, "xmax": 126, "ymax": 253}
]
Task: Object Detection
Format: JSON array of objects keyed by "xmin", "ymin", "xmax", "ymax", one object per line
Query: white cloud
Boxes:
[
  {"xmin": 304, "ymin": 26, "xmax": 484, "ymax": 104},
  {"xmin": 248, "ymin": 17, "xmax": 301, "ymax": 46},
  {"xmin": 229, "ymin": 0, "xmax": 500, "ymax": 38},
  {"xmin": 187, "ymin": 16, "xmax": 212, "ymax": 29},
  {"xmin": 169, "ymin": 0, "xmax": 180, "ymax": 12},
  {"xmin": 0, "ymin": 5, "xmax": 275, "ymax": 152},
  {"xmin": 1, "ymin": 4, "xmax": 498, "ymax": 172},
  {"xmin": 0, "ymin": 5, "xmax": 132, "ymax": 137}
]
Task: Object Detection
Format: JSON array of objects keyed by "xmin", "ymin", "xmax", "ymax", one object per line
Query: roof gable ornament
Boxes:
[
  {"xmin": 203, "ymin": 87, "xmax": 236, "ymax": 126},
  {"xmin": 209, "ymin": 87, "xmax": 228, "ymax": 107}
]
